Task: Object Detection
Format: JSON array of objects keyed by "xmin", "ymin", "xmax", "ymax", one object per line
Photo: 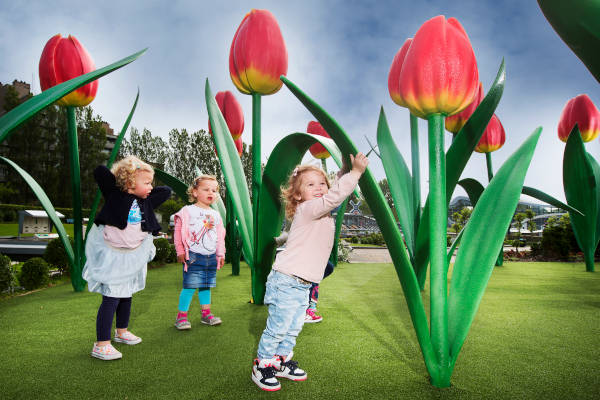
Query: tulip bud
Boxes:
[
  {"xmin": 398, "ymin": 16, "xmax": 479, "ymax": 119},
  {"xmin": 38, "ymin": 34, "xmax": 97, "ymax": 107},
  {"xmin": 388, "ymin": 38, "xmax": 413, "ymax": 108},
  {"xmin": 475, "ymin": 114, "xmax": 505, "ymax": 153},
  {"xmin": 229, "ymin": 9, "xmax": 288, "ymax": 95},
  {"xmin": 209, "ymin": 91, "xmax": 245, "ymax": 139},
  {"xmin": 307, "ymin": 121, "xmax": 331, "ymax": 159},
  {"xmin": 558, "ymin": 94, "xmax": 600, "ymax": 142},
  {"xmin": 445, "ymin": 82, "xmax": 484, "ymax": 134}
]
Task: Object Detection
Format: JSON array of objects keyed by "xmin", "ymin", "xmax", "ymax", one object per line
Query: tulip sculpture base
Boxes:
[{"xmin": 280, "ymin": 74, "xmax": 545, "ymax": 388}]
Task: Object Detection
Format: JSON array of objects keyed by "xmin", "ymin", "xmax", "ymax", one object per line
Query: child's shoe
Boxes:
[
  {"xmin": 113, "ymin": 330, "xmax": 142, "ymax": 345},
  {"xmin": 252, "ymin": 358, "xmax": 281, "ymax": 391},
  {"xmin": 91, "ymin": 342, "xmax": 122, "ymax": 360},
  {"xmin": 174, "ymin": 315, "xmax": 192, "ymax": 330},
  {"xmin": 275, "ymin": 351, "xmax": 307, "ymax": 381},
  {"xmin": 304, "ymin": 308, "xmax": 323, "ymax": 323},
  {"xmin": 201, "ymin": 313, "xmax": 222, "ymax": 326}
]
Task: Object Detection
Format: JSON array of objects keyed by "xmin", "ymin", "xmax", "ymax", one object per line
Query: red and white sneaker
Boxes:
[
  {"xmin": 304, "ymin": 308, "xmax": 323, "ymax": 323},
  {"xmin": 252, "ymin": 358, "xmax": 281, "ymax": 391},
  {"xmin": 276, "ymin": 351, "xmax": 307, "ymax": 381}
]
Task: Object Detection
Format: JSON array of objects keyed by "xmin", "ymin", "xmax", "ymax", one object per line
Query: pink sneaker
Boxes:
[
  {"xmin": 304, "ymin": 309, "xmax": 323, "ymax": 323},
  {"xmin": 113, "ymin": 330, "xmax": 142, "ymax": 345},
  {"xmin": 91, "ymin": 343, "xmax": 122, "ymax": 360}
]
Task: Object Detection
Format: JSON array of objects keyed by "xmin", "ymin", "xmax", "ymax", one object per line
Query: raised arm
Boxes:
[
  {"xmin": 149, "ymin": 186, "xmax": 172, "ymax": 209},
  {"xmin": 93, "ymin": 165, "xmax": 118, "ymax": 198}
]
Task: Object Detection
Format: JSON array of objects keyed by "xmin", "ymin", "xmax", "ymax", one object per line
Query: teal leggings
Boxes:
[{"xmin": 178, "ymin": 288, "xmax": 211, "ymax": 312}]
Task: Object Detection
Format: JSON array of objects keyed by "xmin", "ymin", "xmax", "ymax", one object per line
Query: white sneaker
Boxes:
[
  {"xmin": 275, "ymin": 351, "xmax": 307, "ymax": 381},
  {"xmin": 252, "ymin": 358, "xmax": 281, "ymax": 391},
  {"xmin": 91, "ymin": 343, "xmax": 122, "ymax": 360},
  {"xmin": 113, "ymin": 330, "xmax": 142, "ymax": 345}
]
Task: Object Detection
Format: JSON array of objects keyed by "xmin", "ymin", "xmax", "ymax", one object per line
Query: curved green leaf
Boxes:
[
  {"xmin": 458, "ymin": 178, "xmax": 485, "ymax": 206},
  {"xmin": 414, "ymin": 59, "xmax": 506, "ymax": 285},
  {"xmin": 254, "ymin": 132, "xmax": 344, "ymax": 303},
  {"xmin": 521, "ymin": 186, "xmax": 583, "ymax": 216},
  {"xmin": 0, "ymin": 156, "xmax": 75, "ymax": 269},
  {"xmin": 331, "ymin": 198, "xmax": 349, "ymax": 266},
  {"xmin": 538, "ymin": 0, "xmax": 600, "ymax": 84},
  {"xmin": 448, "ymin": 127, "xmax": 542, "ymax": 363},
  {"xmin": 280, "ymin": 75, "xmax": 438, "ymax": 378},
  {"xmin": 587, "ymin": 153, "xmax": 600, "ymax": 243},
  {"xmin": 447, "ymin": 227, "xmax": 464, "ymax": 265},
  {"xmin": 0, "ymin": 49, "xmax": 147, "ymax": 142},
  {"xmin": 377, "ymin": 107, "xmax": 415, "ymax": 260},
  {"xmin": 563, "ymin": 126, "xmax": 598, "ymax": 269},
  {"xmin": 205, "ymin": 79, "xmax": 254, "ymax": 267},
  {"xmin": 85, "ymin": 89, "xmax": 140, "ymax": 242}
]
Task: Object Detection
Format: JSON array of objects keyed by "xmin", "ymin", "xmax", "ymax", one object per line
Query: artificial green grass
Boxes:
[
  {"xmin": 0, "ymin": 223, "xmax": 75, "ymax": 237},
  {"xmin": 0, "ymin": 261, "xmax": 598, "ymax": 399}
]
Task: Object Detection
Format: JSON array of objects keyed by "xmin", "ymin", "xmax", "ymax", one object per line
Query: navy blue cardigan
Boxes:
[{"xmin": 93, "ymin": 165, "xmax": 172, "ymax": 235}]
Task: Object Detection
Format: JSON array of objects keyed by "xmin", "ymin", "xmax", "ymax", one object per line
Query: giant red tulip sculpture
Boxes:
[
  {"xmin": 560, "ymin": 94, "xmax": 600, "ymax": 272},
  {"xmin": 0, "ymin": 34, "xmax": 145, "ymax": 291},
  {"xmin": 279, "ymin": 15, "xmax": 547, "ymax": 387},
  {"xmin": 307, "ymin": 121, "xmax": 331, "ymax": 170}
]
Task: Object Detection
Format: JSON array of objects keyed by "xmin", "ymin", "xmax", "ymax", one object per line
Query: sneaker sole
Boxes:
[
  {"xmin": 201, "ymin": 320, "xmax": 222, "ymax": 326},
  {"xmin": 304, "ymin": 318, "xmax": 322, "ymax": 323},
  {"xmin": 175, "ymin": 324, "xmax": 191, "ymax": 330},
  {"xmin": 113, "ymin": 337, "xmax": 142, "ymax": 345},
  {"xmin": 91, "ymin": 352, "xmax": 122, "ymax": 361},
  {"xmin": 251, "ymin": 373, "xmax": 281, "ymax": 391},
  {"xmin": 276, "ymin": 373, "xmax": 308, "ymax": 381}
]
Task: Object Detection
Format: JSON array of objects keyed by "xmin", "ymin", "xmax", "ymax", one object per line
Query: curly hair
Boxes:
[
  {"xmin": 110, "ymin": 156, "xmax": 154, "ymax": 191},
  {"xmin": 282, "ymin": 165, "xmax": 330, "ymax": 219},
  {"xmin": 187, "ymin": 175, "xmax": 219, "ymax": 203}
]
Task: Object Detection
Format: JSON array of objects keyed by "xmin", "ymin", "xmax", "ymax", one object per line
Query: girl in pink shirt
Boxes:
[
  {"xmin": 252, "ymin": 153, "xmax": 368, "ymax": 392},
  {"xmin": 173, "ymin": 175, "xmax": 225, "ymax": 329}
]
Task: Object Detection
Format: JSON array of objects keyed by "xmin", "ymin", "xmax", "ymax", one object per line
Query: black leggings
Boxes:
[{"xmin": 96, "ymin": 296, "xmax": 132, "ymax": 342}]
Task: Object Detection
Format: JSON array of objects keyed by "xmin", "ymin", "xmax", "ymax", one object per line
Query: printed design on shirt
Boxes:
[
  {"xmin": 189, "ymin": 212, "xmax": 218, "ymax": 253},
  {"xmin": 128, "ymin": 200, "xmax": 142, "ymax": 224}
]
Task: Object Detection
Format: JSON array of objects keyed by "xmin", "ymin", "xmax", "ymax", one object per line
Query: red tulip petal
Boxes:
[
  {"xmin": 475, "ymin": 114, "xmax": 505, "ymax": 153},
  {"xmin": 388, "ymin": 38, "xmax": 412, "ymax": 107},
  {"xmin": 445, "ymin": 82, "xmax": 484, "ymax": 134},
  {"xmin": 558, "ymin": 94, "xmax": 600, "ymax": 143},
  {"xmin": 307, "ymin": 121, "xmax": 331, "ymax": 159}
]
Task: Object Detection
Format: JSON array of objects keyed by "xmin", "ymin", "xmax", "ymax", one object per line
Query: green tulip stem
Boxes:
[
  {"xmin": 66, "ymin": 106, "xmax": 85, "ymax": 291},
  {"xmin": 410, "ymin": 113, "xmax": 421, "ymax": 238},
  {"xmin": 252, "ymin": 93, "xmax": 262, "ymax": 261},
  {"xmin": 321, "ymin": 158, "xmax": 328, "ymax": 174},
  {"xmin": 485, "ymin": 152, "xmax": 494, "ymax": 182},
  {"xmin": 427, "ymin": 113, "xmax": 450, "ymax": 385},
  {"xmin": 486, "ymin": 152, "xmax": 504, "ymax": 266}
]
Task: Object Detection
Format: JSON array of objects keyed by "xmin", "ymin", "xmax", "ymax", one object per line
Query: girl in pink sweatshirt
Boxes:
[
  {"xmin": 252, "ymin": 153, "xmax": 368, "ymax": 392},
  {"xmin": 173, "ymin": 175, "xmax": 225, "ymax": 329}
]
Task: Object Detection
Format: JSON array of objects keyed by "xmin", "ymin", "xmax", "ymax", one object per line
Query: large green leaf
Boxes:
[
  {"xmin": 280, "ymin": 75, "xmax": 439, "ymax": 377},
  {"xmin": 563, "ymin": 126, "xmax": 598, "ymax": 261},
  {"xmin": 253, "ymin": 133, "xmax": 344, "ymax": 303},
  {"xmin": 448, "ymin": 127, "xmax": 542, "ymax": 363},
  {"xmin": 377, "ymin": 107, "xmax": 415, "ymax": 260},
  {"xmin": 0, "ymin": 49, "xmax": 147, "ymax": 142},
  {"xmin": 588, "ymin": 153, "xmax": 600, "ymax": 244},
  {"xmin": 85, "ymin": 90, "xmax": 140, "ymax": 242},
  {"xmin": 538, "ymin": 0, "xmax": 600, "ymax": 84},
  {"xmin": 0, "ymin": 157, "xmax": 74, "ymax": 268},
  {"xmin": 414, "ymin": 60, "xmax": 506, "ymax": 284},
  {"xmin": 331, "ymin": 198, "xmax": 349, "ymax": 266},
  {"xmin": 205, "ymin": 79, "xmax": 254, "ymax": 267},
  {"xmin": 458, "ymin": 178, "xmax": 485, "ymax": 206}
]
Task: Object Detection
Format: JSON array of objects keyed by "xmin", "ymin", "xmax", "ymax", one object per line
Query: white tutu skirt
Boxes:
[{"xmin": 82, "ymin": 224, "xmax": 156, "ymax": 298}]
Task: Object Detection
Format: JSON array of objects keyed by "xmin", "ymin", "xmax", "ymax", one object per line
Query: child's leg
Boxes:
[
  {"xmin": 96, "ymin": 296, "xmax": 120, "ymax": 345},
  {"xmin": 115, "ymin": 297, "xmax": 132, "ymax": 334},
  {"xmin": 275, "ymin": 290, "xmax": 309, "ymax": 357},
  {"xmin": 308, "ymin": 283, "xmax": 319, "ymax": 309},
  {"xmin": 178, "ymin": 288, "xmax": 196, "ymax": 313},
  {"xmin": 198, "ymin": 288, "xmax": 221, "ymax": 325}
]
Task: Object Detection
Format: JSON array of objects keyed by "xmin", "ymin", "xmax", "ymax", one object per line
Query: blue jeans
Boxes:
[{"xmin": 257, "ymin": 270, "xmax": 311, "ymax": 359}]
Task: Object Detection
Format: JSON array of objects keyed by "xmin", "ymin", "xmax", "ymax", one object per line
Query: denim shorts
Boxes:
[{"xmin": 182, "ymin": 252, "xmax": 217, "ymax": 289}]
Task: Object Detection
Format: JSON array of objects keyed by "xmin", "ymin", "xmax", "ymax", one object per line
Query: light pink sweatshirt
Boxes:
[
  {"xmin": 272, "ymin": 171, "xmax": 360, "ymax": 283},
  {"xmin": 173, "ymin": 206, "xmax": 225, "ymax": 261}
]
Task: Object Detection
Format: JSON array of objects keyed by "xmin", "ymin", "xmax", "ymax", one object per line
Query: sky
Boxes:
[{"xmin": 1, "ymin": 0, "xmax": 599, "ymax": 205}]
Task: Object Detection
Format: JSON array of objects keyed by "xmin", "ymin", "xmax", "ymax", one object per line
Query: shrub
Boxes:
[
  {"xmin": 18, "ymin": 257, "xmax": 49, "ymax": 290},
  {"xmin": 337, "ymin": 239, "xmax": 353, "ymax": 263},
  {"xmin": 0, "ymin": 253, "xmax": 14, "ymax": 292},
  {"xmin": 43, "ymin": 237, "xmax": 74, "ymax": 275},
  {"xmin": 153, "ymin": 238, "xmax": 171, "ymax": 264},
  {"xmin": 167, "ymin": 244, "xmax": 177, "ymax": 263}
]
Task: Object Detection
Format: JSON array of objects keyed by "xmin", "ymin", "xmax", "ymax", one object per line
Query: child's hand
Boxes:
[
  {"xmin": 350, "ymin": 152, "xmax": 369, "ymax": 174},
  {"xmin": 177, "ymin": 254, "xmax": 185, "ymax": 263},
  {"xmin": 217, "ymin": 256, "xmax": 225, "ymax": 270}
]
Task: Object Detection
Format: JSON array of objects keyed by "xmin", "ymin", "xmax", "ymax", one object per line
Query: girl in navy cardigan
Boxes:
[{"xmin": 83, "ymin": 155, "xmax": 171, "ymax": 361}]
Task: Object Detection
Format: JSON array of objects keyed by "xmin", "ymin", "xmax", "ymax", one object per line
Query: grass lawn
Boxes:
[
  {"xmin": 0, "ymin": 223, "xmax": 75, "ymax": 238},
  {"xmin": 0, "ymin": 261, "xmax": 598, "ymax": 399}
]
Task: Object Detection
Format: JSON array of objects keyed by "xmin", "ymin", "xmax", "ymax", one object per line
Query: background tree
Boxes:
[
  {"xmin": 525, "ymin": 208, "xmax": 537, "ymax": 232},
  {"xmin": 513, "ymin": 212, "xmax": 527, "ymax": 253},
  {"xmin": 451, "ymin": 207, "xmax": 472, "ymax": 234},
  {"xmin": 119, "ymin": 127, "xmax": 168, "ymax": 168}
]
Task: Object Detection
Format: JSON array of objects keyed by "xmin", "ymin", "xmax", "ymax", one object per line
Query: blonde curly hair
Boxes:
[
  {"xmin": 187, "ymin": 175, "xmax": 219, "ymax": 202},
  {"xmin": 110, "ymin": 155, "xmax": 154, "ymax": 191},
  {"xmin": 282, "ymin": 165, "xmax": 330, "ymax": 219}
]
